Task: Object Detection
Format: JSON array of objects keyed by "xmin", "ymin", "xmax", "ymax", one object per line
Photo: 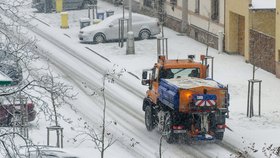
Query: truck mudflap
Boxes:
[
  {"xmin": 170, "ymin": 132, "xmax": 217, "ymax": 144},
  {"xmin": 187, "ymin": 134, "xmax": 216, "ymax": 144},
  {"xmin": 171, "ymin": 128, "xmax": 219, "ymax": 143},
  {"xmin": 192, "ymin": 134, "xmax": 215, "ymax": 141}
]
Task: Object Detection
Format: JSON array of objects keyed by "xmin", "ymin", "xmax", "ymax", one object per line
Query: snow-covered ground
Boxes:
[{"xmin": 7, "ymin": 1, "xmax": 280, "ymax": 157}]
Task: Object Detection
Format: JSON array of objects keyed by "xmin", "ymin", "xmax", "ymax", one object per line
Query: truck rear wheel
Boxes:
[
  {"xmin": 164, "ymin": 112, "xmax": 176, "ymax": 143},
  {"xmin": 215, "ymin": 132, "xmax": 224, "ymax": 141},
  {"xmin": 145, "ymin": 106, "xmax": 155, "ymax": 131}
]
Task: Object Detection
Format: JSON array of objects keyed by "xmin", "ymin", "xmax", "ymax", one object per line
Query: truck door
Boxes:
[{"xmin": 147, "ymin": 67, "xmax": 159, "ymax": 104}]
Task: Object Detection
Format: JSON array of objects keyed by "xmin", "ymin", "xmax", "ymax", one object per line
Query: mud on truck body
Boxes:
[{"xmin": 142, "ymin": 55, "xmax": 229, "ymax": 143}]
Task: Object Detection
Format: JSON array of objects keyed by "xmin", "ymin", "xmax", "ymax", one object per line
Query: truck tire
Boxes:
[
  {"xmin": 164, "ymin": 112, "xmax": 176, "ymax": 143},
  {"xmin": 215, "ymin": 132, "xmax": 224, "ymax": 141},
  {"xmin": 145, "ymin": 106, "xmax": 155, "ymax": 131}
]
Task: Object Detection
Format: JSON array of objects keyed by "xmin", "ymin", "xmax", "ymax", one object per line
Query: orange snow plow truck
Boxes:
[{"xmin": 141, "ymin": 54, "xmax": 229, "ymax": 143}]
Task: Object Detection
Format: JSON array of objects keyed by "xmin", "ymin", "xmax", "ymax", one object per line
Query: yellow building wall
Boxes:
[
  {"xmin": 227, "ymin": 12, "xmax": 239, "ymax": 52},
  {"xmin": 250, "ymin": 11, "xmax": 275, "ymax": 37},
  {"xmin": 276, "ymin": 0, "xmax": 280, "ymax": 78},
  {"xmin": 276, "ymin": 1, "xmax": 280, "ymax": 62},
  {"xmin": 225, "ymin": 0, "xmax": 250, "ymax": 60}
]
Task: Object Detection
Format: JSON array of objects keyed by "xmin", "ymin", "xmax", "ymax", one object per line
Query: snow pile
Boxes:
[{"xmin": 251, "ymin": 0, "xmax": 276, "ymax": 9}]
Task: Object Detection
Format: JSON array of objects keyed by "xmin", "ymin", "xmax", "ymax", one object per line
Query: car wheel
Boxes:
[
  {"xmin": 139, "ymin": 29, "xmax": 151, "ymax": 40},
  {"xmin": 8, "ymin": 113, "xmax": 21, "ymax": 126},
  {"xmin": 94, "ymin": 33, "xmax": 105, "ymax": 44}
]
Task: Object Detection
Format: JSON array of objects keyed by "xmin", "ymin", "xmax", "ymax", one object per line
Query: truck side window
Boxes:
[{"xmin": 159, "ymin": 69, "xmax": 174, "ymax": 79}]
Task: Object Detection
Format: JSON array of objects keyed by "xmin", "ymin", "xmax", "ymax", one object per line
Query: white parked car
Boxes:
[{"xmin": 79, "ymin": 13, "xmax": 161, "ymax": 43}]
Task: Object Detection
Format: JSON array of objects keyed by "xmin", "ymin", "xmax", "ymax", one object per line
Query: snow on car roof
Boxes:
[
  {"xmin": 251, "ymin": 0, "xmax": 275, "ymax": 9},
  {"xmin": 81, "ymin": 13, "xmax": 155, "ymax": 31}
]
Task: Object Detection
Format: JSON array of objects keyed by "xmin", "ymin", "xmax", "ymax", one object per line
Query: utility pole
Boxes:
[
  {"xmin": 128, "ymin": 0, "xmax": 132, "ymax": 31},
  {"xmin": 126, "ymin": 0, "xmax": 135, "ymax": 55},
  {"xmin": 158, "ymin": 0, "xmax": 166, "ymax": 37}
]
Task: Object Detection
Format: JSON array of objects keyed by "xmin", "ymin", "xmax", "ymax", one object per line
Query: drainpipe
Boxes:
[
  {"xmin": 218, "ymin": 31, "xmax": 224, "ymax": 53},
  {"xmin": 181, "ymin": 0, "xmax": 188, "ymax": 33}
]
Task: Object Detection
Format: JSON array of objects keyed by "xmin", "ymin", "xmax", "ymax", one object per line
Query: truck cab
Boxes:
[{"xmin": 142, "ymin": 55, "xmax": 209, "ymax": 105}]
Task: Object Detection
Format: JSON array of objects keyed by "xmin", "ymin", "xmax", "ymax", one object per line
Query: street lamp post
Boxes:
[{"xmin": 126, "ymin": 0, "xmax": 135, "ymax": 55}]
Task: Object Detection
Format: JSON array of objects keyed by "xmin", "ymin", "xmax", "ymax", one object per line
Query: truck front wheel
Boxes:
[{"xmin": 145, "ymin": 106, "xmax": 155, "ymax": 131}]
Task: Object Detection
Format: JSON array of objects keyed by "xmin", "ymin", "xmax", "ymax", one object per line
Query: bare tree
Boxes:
[
  {"xmin": 0, "ymin": 128, "xmax": 36, "ymax": 158},
  {"xmin": 26, "ymin": 66, "xmax": 76, "ymax": 147},
  {"xmin": 157, "ymin": 0, "xmax": 166, "ymax": 37},
  {"xmin": 72, "ymin": 68, "xmax": 126, "ymax": 158},
  {"xmin": 0, "ymin": 0, "xmax": 77, "ymax": 153}
]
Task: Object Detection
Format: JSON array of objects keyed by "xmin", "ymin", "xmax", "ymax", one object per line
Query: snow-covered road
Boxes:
[{"xmin": 22, "ymin": 8, "xmax": 239, "ymax": 158}]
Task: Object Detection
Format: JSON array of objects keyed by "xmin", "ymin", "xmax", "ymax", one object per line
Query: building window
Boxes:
[
  {"xmin": 195, "ymin": 0, "xmax": 200, "ymax": 13},
  {"xmin": 195, "ymin": 31, "xmax": 198, "ymax": 40},
  {"xmin": 211, "ymin": 0, "xmax": 219, "ymax": 21},
  {"xmin": 170, "ymin": 0, "xmax": 177, "ymax": 6},
  {"xmin": 144, "ymin": 0, "xmax": 154, "ymax": 8}
]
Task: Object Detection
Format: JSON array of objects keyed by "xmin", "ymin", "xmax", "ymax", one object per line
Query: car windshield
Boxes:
[
  {"xmin": 101, "ymin": 13, "xmax": 148, "ymax": 26},
  {"xmin": 160, "ymin": 68, "xmax": 200, "ymax": 79}
]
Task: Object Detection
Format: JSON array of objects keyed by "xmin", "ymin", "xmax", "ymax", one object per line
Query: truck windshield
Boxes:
[{"xmin": 160, "ymin": 68, "xmax": 200, "ymax": 79}]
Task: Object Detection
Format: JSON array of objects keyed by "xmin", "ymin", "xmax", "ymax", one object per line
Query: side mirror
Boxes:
[
  {"xmin": 142, "ymin": 71, "xmax": 147, "ymax": 79},
  {"xmin": 141, "ymin": 70, "xmax": 150, "ymax": 85},
  {"xmin": 141, "ymin": 79, "xmax": 150, "ymax": 85}
]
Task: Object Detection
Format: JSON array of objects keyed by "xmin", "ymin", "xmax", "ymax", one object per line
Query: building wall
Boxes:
[
  {"xmin": 276, "ymin": 0, "xmax": 280, "ymax": 78},
  {"xmin": 187, "ymin": 0, "xmax": 224, "ymax": 31},
  {"xmin": 139, "ymin": 0, "xmax": 225, "ymax": 49},
  {"xmin": 219, "ymin": 0, "xmax": 225, "ymax": 25},
  {"xmin": 187, "ymin": 0, "xmax": 224, "ymax": 49},
  {"xmin": 225, "ymin": 0, "xmax": 250, "ymax": 60},
  {"xmin": 165, "ymin": 15, "xmax": 183, "ymax": 32},
  {"xmin": 250, "ymin": 10, "xmax": 275, "ymax": 37},
  {"xmin": 188, "ymin": 0, "xmax": 196, "ymax": 12},
  {"xmin": 199, "ymin": 1, "xmax": 211, "ymax": 18},
  {"xmin": 188, "ymin": 0, "xmax": 224, "ymax": 25},
  {"xmin": 249, "ymin": 30, "xmax": 275, "ymax": 74},
  {"xmin": 188, "ymin": 13, "xmax": 224, "ymax": 35},
  {"xmin": 165, "ymin": 0, "xmax": 183, "ymax": 21}
]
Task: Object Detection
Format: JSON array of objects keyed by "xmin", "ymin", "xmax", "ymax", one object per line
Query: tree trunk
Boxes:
[
  {"xmin": 51, "ymin": 78, "xmax": 60, "ymax": 148},
  {"xmin": 101, "ymin": 75, "xmax": 107, "ymax": 158}
]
